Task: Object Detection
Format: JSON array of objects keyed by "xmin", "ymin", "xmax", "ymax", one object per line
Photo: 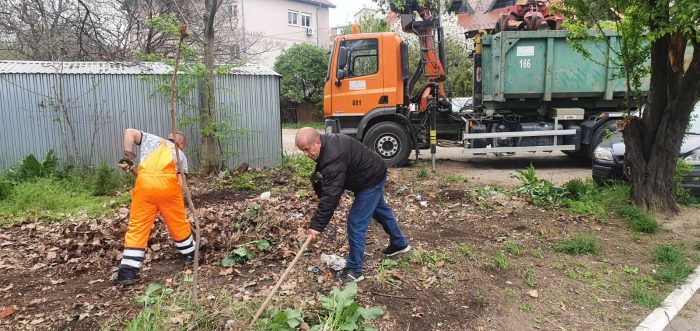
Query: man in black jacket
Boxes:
[{"xmin": 295, "ymin": 127, "xmax": 411, "ymax": 284}]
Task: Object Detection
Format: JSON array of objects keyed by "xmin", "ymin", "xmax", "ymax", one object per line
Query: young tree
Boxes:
[
  {"xmin": 274, "ymin": 44, "xmax": 329, "ymax": 108},
  {"xmin": 560, "ymin": 0, "xmax": 700, "ymax": 212}
]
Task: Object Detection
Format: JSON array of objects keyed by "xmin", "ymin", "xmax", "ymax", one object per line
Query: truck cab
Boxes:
[{"xmin": 324, "ymin": 32, "xmax": 416, "ymax": 166}]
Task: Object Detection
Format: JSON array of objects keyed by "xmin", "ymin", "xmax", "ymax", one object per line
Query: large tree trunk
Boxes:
[
  {"xmin": 199, "ymin": 0, "xmax": 220, "ymax": 175},
  {"xmin": 622, "ymin": 31, "xmax": 700, "ymax": 213}
]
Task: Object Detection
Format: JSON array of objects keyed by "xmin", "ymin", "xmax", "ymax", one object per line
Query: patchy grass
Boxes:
[
  {"xmin": 281, "ymin": 121, "xmax": 324, "ymax": 129},
  {"xmin": 630, "ymin": 282, "xmax": 663, "ymax": 308},
  {"xmin": 417, "ymin": 167, "xmax": 430, "ymax": 178},
  {"xmin": 524, "ymin": 269, "xmax": 537, "ymax": 287},
  {"xmin": 229, "ymin": 172, "xmax": 272, "ymax": 191},
  {"xmin": 0, "ymin": 177, "xmax": 129, "ymax": 225},
  {"xmin": 459, "ymin": 243, "xmax": 478, "ymax": 260},
  {"xmin": 653, "ymin": 244, "xmax": 684, "ymax": 264},
  {"xmin": 505, "ymin": 241, "xmax": 522, "ymax": 256},
  {"xmin": 493, "ymin": 250, "xmax": 510, "ymax": 270},
  {"xmin": 554, "ymin": 234, "xmax": 600, "ymax": 255}
]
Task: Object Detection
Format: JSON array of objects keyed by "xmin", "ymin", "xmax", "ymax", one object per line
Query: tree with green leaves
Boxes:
[
  {"xmin": 274, "ymin": 44, "xmax": 329, "ymax": 109},
  {"xmin": 558, "ymin": 1, "xmax": 700, "ymax": 212}
]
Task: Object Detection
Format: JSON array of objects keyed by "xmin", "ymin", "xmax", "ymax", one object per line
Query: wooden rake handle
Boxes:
[{"xmin": 248, "ymin": 235, "xmax": 313, "ymax": 328}]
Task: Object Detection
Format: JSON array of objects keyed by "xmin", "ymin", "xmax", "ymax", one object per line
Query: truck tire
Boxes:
[{"xmin": 363, "ymin": 122, "xmax": 411, "ymax": 167}]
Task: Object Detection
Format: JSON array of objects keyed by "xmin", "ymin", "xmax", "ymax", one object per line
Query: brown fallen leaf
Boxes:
[
  {"xmin": 0, "ymin": 305, "xmax": 17, "ymax": 319},
  {"xmin": 219, "ymin": 268, "xmax": 234, "ymax": 276},
  {"xmin": 50, "ymin": 279, "xmax": 65, "ymax": 285},
  {"xmin": 1, "ymin": 284, "xmax": 13, "ymax": 292},
  {"xmin": 30, "ymin": 318, "xmax": 45, "ymax": 325},
  {"xmin": 528, "ymin": 290, "xmax": 539, "ymax": 298}
]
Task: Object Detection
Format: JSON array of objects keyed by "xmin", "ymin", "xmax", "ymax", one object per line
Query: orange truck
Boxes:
[{"xmin": 322, "ymin": 1, "xmax": 642, "ymax": 168}]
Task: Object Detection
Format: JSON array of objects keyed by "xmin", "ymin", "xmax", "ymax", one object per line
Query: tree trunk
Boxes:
[
  {"xmin": 199, "ymin": 0, "xmax": 220, "ymax": 175},
  {"xmin": 622, "ymin": 32, "xmax": 700, "ymax": 213}
]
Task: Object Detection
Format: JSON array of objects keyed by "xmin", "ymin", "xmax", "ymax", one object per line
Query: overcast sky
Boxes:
[{"xmin": 328, "ymin": 0, "xmax": 378, "ymax": 27}]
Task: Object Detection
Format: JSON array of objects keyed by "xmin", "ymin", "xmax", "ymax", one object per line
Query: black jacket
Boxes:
[{"xmin": 310, "ymin": 134, "xmax": 387, "ymax": 232}]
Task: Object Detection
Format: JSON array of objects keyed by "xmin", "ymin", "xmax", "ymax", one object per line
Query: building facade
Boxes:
[{"xmin": 232, "ymin": 0, "xmax": 335, "ymax": 67}]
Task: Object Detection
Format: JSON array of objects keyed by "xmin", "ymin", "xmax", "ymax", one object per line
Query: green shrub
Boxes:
[
  {"xmin": 0, "ymin": 180, "xmax": 13, "ymax": 201},
  {"xmin": 90, "ymin": 163, "xmax": 123, "ymax": 196},
  {"xmin": 564, "ymin": 178, "xmax": 588, "ymax": 199},
  {"xmin": 554, "ymin": 234, "xmax": 600, "ymax": 255}
]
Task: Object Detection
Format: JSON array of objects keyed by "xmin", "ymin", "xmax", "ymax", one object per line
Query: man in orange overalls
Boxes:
[{"xmin": 112, "ymin": 128, "xmax": 194, "ymax": 285}]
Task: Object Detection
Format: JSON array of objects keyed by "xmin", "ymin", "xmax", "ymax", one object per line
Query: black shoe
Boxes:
[
  {"xmin": 112, "ymin": 269, "xmax": 139, "ymax": 285},
  {"xmin": 180, "ymin": 252, "xmax": 195, "ymax": 264},
  {"xmin": 383, "ymin": 244, "xmax": 411, "ymax": 257},
  {"xmin": 338, "ymin": 269, "xmax": 364, "ymax": 284}
]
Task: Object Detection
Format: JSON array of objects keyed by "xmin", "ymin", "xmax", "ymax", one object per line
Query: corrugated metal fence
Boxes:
[{"xmin": 0, "ymin": 61, "xmax": 282, "ymax": 171}]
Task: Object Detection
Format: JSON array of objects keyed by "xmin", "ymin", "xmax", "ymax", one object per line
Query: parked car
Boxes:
[{"xmin": 592, "ymin": 103, "xmax": 700, "ymax": 195}]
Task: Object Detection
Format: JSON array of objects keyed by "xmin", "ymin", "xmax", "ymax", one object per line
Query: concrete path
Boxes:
[{"xmin": 663, "ymin": 290, "xmax": 700, "ymax": 331}]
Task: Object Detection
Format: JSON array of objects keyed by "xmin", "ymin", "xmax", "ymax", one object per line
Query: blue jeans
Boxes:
[{"xmin": 346, "ymin": 176, "xmax": 409, "ymax": 273}]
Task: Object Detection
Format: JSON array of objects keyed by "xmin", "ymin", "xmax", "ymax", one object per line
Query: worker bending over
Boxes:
[{"xmin": 113, "ymin": 128, "xmax": 194, "ymax": 285}]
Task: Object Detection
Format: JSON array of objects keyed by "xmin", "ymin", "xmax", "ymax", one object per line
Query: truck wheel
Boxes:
[{"xmin": 363, "ymin": 122, "xmax": 411, "ymax": 167}]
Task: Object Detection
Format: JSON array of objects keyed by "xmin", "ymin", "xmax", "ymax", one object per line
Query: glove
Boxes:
[{"xmin": 118, "ymin": 151, "xmax": 136, "ymax": 172}]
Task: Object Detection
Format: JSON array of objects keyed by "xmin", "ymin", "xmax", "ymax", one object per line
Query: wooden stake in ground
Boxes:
[
  {"xmin": 249, "ymin": 235, "xmax": 313, "ymax": 328},
  {"xmin": 168, "ymin": 24, "xmax": 203, "ymax": 303}
]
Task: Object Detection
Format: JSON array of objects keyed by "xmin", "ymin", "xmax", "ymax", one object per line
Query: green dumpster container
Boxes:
[{"xmin": 480, "ymin": 30, "xmax": 650, "ymax": 109}]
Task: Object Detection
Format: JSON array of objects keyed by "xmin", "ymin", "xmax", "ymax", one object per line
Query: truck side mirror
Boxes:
[
  {"xmin": 336, "ymin": 69, "xmax": 345, "ymax": 81},
  {"xmin": 337, "ymin": 46, "xmax": 348, "ymax": 68}
]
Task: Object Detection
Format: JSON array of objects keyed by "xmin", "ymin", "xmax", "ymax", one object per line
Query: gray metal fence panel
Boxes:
[{"xmin": 0, "ymin": 66, "xmax": 281, "ymax": 171}]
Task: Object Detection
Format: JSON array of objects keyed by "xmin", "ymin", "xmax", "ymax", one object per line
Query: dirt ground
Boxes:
[
  {"xmin": 2, "ymin": 162, "xmax": 699, "ymax": 330},
  {"xmin": 282, "ymin": 129, "xmax": 592, "ymax": 186}
]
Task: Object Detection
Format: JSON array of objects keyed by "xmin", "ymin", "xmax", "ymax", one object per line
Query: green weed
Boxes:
[
  {"xmin": 616, "ymin": 204, "xmax": 659, "ymax": 233},
  {"xmin": 417, "ymin": 167, "xmax": 430, "ymax": 178},
  {"xmin": 229, "ymin": 172, "xmax": 272, "ymax": 191},
  {"xmin": 406, "ymin": 248, "xmax": 452, "ymax": 270},
  {"xmin": 531, "ymin": 249, "xmax": 545, "ymax": 259},
  {"xmin": 511, "ymin": 164, "xmax": 565, "ymax": 207},
  {"xmin": 501, "ymin": 288, "xmax": 518, "ymax": 299},
  {"xmin": 656, "ymin": 262, "xmax": 694, "ymax": 284},
  {"xmin": 493, "ymin": 250, "xmax": 510, "ymax": 270},
  {"xmin": 443, "ymin": 175, "xmax": 465, "ymax": 183},
  {"xmin": 622, "ymin": 265, "xmax": 639, "ymax": 275},
  {"xmin": 505, "ymin": 241, "xmax": 522, "ymax": 256},
  {"xmin": 630, "ymin": 282, "xmax": 662, "ymax": 308},
  {"xmin": 554, "ymin": 234, "xmax": 600, "ymax": 255},
  {"xmin": 653, "ymin": 244, "xmax": 684, "ymax": 264},
  {"xmin": 459, "ymin": 243, "xmax": 478, "ymax": 259},
  {"xmin": 524, "ymin": 269, "xmax": 537, "ymax": 287},
  {"xmin": 521, "ymin": 303, "xmax": 534, "ymax": 312}
]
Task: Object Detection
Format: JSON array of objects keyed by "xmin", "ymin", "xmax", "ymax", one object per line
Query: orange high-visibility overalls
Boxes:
[{"xmin": 119, "ymin": 140, "xmax": 194, "ymax": 271}]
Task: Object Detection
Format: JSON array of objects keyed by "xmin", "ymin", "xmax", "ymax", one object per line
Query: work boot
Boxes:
[
  {"xmin": 180, "ymin": 252, "xmax": 195, "ymax": 265},
  {"xmin": 112, "ymin": 266, "xmax": 139, "ymax": 286}
]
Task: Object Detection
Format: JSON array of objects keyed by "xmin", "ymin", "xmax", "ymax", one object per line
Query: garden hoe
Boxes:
[{"xmin": 248, "ymin": 235, "xmax": 313, "ymax": 328}]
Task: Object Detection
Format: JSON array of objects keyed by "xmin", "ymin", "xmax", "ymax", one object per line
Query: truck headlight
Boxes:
[
  {"xmin": 594, "ymin": 147, "xmax": 613, "ymax": 161},
  {"xmin": 684, "ymin": 151, "xmax": 700, "ymax": 165}
]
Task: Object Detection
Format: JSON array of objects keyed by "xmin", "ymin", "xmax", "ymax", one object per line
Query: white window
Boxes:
[
  {"xmin": 288, "ymin": 10, "xmax": 299, "ymax": 25},
  {"xmin": 301, "ymin": 13, "xmax": 312, "ymax": 28}
]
